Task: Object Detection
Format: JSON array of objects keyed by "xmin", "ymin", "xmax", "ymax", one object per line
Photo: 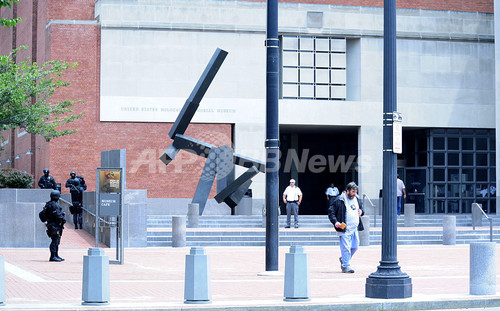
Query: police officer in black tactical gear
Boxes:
[
  {"xmin": 66, "ymin": 171, "xmax": 83, "ymax": 229},
  {"xmin": 44, "ymin": 190, "xmax": 66, "ymax": 262},
  {"xmin": 38, "ymin": 168, "xmax": 57, "ymax": 190}
]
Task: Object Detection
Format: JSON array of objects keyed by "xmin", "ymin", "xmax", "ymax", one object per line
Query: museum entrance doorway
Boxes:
[{"xmin": 279, "ymin": 126, "xmax": 358, "ymax": 215}]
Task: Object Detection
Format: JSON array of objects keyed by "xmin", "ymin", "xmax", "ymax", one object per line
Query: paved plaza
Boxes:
[{"xmin": 1, "ymin": 224, "xmax": 500, "ymax": 311}]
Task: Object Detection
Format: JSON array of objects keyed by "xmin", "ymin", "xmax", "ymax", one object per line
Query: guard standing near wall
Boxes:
[
  {"xmin": 66, "ymin": 172, "xmax": 83, "ymax": 229},
  {"xmin": 38, "ymin": 168, "xmax": 57, "ymax": 190},
  {"xmin": 44, "ymin": 190, "xmax": 66, "ymax": 262}
]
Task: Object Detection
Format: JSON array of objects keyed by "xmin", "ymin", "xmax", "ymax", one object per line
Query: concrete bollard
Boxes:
[
  {"xmin": 187, "ymin": 203, "xmax": 199, "ymax": 228},
  {"xmin": 184, "ymin": 247, "xmax": 211, "ymax": 304},
  {"xmin": 0, "ymin": 256, "xmax": 5, "ymax": 306},
  {"xmin": 442, "ymin": 215, "xmax": 456, "ymax": 245},
  {"xmin": 284, "ymin": 245, "xmax": 310, "ymax": 301},
  {"xmin": 359, "ymin": 215, "xmax": 370, "ymax": 246},
  {"xmin": 404, "ymin": 203, "xmax": 415, "ymax": 227},
  {"xmin": 82, "ymin": 248, "xmax": 110, "ymax": 305},
  {"xmin": 472, "ymin": 203, "xmax": 482, "ymax": 229},
  {"xmin": 172, "ymin": 216, "xmax": 186, "ymax": 247},
  {"xmin": 470, "ymin": 242, "xmax": 496, "ymax": 295}
]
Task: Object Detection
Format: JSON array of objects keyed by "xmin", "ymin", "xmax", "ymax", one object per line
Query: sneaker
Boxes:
[
  {"xmin": 285, "ymin": 226, "xmax": 290, "ymax": 228},
  {"xmin": 341, "ymin": 267, "xmax": 355, "ymax": 273},
  {"xmin": 294, "ymin": 225, "xmax": 299, "ymax": 228}
]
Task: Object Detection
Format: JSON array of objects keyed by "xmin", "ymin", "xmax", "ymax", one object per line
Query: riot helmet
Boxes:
[
  {"xmin": 70, "ymin": 171, "xmax": 76, "ymax": 178},
  {"xmin": 43, "ymin": 168, "xmax": 49, "ymax": 175},
  {"xmin": 50, "ymin": 190, "xmax": 61, "ymax": 201}
]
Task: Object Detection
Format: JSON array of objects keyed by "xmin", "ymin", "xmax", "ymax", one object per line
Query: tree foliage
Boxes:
[
  {"xmin": 0, "ymin": 46, "xmax": 83, "ymax": 141},
  {"xmin": 0, "ymin": 0, "xmax": 22, "ymax": 27}
]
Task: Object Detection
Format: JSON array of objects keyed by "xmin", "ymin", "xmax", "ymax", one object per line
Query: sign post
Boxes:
[{"xmin": 96, "ymin": 168, "xmax": 124, "ymax": 264}]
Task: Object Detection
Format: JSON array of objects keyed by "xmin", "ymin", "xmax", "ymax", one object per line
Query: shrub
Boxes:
[{"xmin": 0, "ymin": 169, "xmax": 34, "ymax": 188}]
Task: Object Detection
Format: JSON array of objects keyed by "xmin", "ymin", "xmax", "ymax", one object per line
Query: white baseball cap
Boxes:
[{"xmin": 290, "ymin": 179, "xmax": 295, "ymax": 183}]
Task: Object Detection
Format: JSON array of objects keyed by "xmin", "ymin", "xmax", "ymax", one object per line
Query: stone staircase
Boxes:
[{"xmin": 147, "ymin": 215, "xmax": 500, "ymax": 247}]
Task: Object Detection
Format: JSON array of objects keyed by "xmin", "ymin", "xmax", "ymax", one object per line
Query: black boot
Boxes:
[
  {"xmin": 49, "ymin": 252, "xmax": 62, "ymax": 262},
  {"xmin": 55, "ymin": 251, "xmax": 65, "ymax": 261}
]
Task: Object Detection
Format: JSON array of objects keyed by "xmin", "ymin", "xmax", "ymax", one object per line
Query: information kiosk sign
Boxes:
[{"xmin": 96, "ymin": 168, "xmax": 124, "ymax": 264}]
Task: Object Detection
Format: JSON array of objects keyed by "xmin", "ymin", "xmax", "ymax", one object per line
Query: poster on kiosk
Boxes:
[{"xmin": 98, "ymin": 169, "xmax": 122, "ymax": 217}]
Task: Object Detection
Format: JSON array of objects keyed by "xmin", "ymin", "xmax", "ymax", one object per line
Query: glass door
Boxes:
[{"xmin": 404, "ymin": 168, "xmax": 428, "ymax": 213}]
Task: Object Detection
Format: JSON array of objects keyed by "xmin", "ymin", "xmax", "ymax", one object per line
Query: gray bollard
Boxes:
[
  {"xmin": 404, "ymin": 203, "xmax": 415, "ymax": 227},
  {"xmin": 284, "ymin": 245, "xmax": 310, "ymax": 301},
  {"xmin": 359, "ymin": 215, "xmax": 370, "ymax": 246},
  {"xmin": 0, "ymin": 256, "xmax": 5, "ymax": 306},
  {"xmin": 442, "ymin": 215, "xmax": 456, "ymax": 245},
  {"xmin": 172, "ymin": 216, "xmax": 186, "ymax": 247},
  {"xmin": 184, "ymin": 247, "xmax": 211, "ymax": 304},
  {"xmin": 187, "ymin": 203, "xmax": 199, "ymax": 228},
  {"xmin": 470, "ymin": 242, "xmax": 496, "ymax": 295},
  {"xmin": 472, "ymin": 203, "xmax": 482, "ymax": 229},
  {"xmin": 82, "ymin": 248, "xmax": 110, "ymax": 305}
]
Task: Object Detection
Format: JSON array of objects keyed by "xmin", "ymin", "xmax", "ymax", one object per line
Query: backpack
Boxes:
[{"xmin": 39, "ymin": 207, "xmax": 48, "ymax": 223}]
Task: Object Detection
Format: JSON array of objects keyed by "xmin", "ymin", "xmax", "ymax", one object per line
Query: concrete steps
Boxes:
[{"xmin": 146, "ymin": 215, "xmax": 500, "ymax": 247}]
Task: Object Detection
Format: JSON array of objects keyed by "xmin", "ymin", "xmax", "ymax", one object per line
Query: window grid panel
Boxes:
[{"xmin": 282, "ymin": 35, "xmax": 346, "ymax": 100}]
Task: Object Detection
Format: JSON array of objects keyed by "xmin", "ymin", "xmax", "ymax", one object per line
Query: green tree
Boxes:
[
  {"xmin": 0, "ymin": 0, "xmax": 22, "ymax": 27},
  {"xmin": 0, "ymin": 46, "xmax": 83, "ymax": 141}
]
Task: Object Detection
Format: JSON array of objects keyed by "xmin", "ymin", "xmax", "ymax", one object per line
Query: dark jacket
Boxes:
[
  {"xmin": 38, "ymin": 175, "xmax": 57, "ymax": 190},
  {"xmin": 328, "ymin": 192, "xmax": 364, "ymax": 233}
]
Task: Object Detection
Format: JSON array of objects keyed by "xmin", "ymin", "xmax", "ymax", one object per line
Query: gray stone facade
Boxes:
[{"xmin": 94, "ymin": 0, "xmax": 495, "ymax": 202}]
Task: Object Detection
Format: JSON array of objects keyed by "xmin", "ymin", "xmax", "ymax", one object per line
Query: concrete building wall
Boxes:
[
  {"xmin": 0, "ymin": 0, "xmax": 495, "ymax": 205},
  {"xmin": 95, "ymin": 0, "xmax": 494, "ymax": 199}
]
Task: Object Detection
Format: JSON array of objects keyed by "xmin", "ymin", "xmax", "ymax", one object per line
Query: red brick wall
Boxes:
[
  {"xmin": 46, "ymin": 23, "xmax": 232, "ymax": 198},
  {"xmin": 46, "ymin": 0, "xmax": 96, "ymax": 22}
]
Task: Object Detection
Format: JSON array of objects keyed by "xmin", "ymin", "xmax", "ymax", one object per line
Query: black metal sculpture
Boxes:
[{"xmin": 160, "ymin": 48, "xmax": 265, "ymax": 215}]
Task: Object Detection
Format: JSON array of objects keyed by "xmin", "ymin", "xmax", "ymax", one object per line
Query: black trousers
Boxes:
[
  {"xmin": 47, "ymin": 224, "xmax": 63, "ymax": 253},
  {"xmin": 73, "ymin": 212, "xmax": 83, "ymax": 228}
]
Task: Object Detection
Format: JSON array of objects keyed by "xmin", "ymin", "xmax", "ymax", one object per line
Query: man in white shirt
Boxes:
[
  {"xmin": 325, "ymin": 182, "xmax": 339, "ymax": 211},
  {"xmin": 283, "ymin": 179, "xmax": 303, "ymax": 228},
  {"xmin": 397, "ymin": 175, "xmax": 406, "ymax": 216}
]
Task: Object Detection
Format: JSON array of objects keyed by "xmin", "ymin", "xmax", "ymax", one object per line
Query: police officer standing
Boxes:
[
  {"xmin": 44, "ymin": 190, "xmax": 66, "ymax": 262},
  {"xmin": 66, "ymin": 171, "xmax": 83, "ymax": 229},
  {"xmin": 38, "ymin": 168, "xmax": 57, "ymax": 190}
]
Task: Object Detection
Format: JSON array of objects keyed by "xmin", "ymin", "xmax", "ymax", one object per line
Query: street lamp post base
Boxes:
[{"xmin": 365, "ymin": 276, "xmax": 412, "ymax": 299}]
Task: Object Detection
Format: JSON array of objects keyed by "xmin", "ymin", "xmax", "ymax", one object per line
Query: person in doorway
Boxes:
[
  {"xmin": 38, "ymin": 168, "xmax": 57, "ymax": 190},
  {"xmin": 44, "ymin": 190, "xmax": 66, "ymax": 262},
  {"xmin": 397, "ymin": 175, "xmax": 406, "ymax": 216},
  {"xmin": 283, "ymin": 179, "xmax": 303, "ymax": 228},
  {"xmin": 328, "ymin": 181, "xmax": 364, "ymax": 273},
  {"xmin": 325, "ymin": 182, "xmax": 339, "ymax": 212}
]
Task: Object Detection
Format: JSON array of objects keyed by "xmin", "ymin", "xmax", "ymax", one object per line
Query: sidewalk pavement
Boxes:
[{"xmin": 1, "ymin": 224, "xmax": 500, "ymax": 311}]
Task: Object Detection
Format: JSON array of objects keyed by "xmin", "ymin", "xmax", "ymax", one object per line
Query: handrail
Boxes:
[
  {"xmin": 59, "ymin": 198, "xmax": 115, "ymax": 226},
  {"xmin": 362, "ymin": 193, "xmax": 378, "ymax": 227},
  {"xmin": 362, "ymin": 194, "xmax": 376, "ymax": 208},
  {"xmin": 472, "ymin": 203, "xmax": 493, "ymax": 242}
]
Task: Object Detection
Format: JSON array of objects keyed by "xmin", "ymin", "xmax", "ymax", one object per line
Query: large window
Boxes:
[
  {"xmin": 281, "ymin": 36, "xmax": 346, "ymax": 100},
  {"xmin": 428, "ymin": 129, "xmax": 496, "ymax": 214}
]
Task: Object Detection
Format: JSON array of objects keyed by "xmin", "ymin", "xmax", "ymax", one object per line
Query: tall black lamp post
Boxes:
[
  {"xmin": 365, "ymin": 0, "xmax": 412, "ymax": 298},
  {"xmin": 265, "ymin": 0, "xmax": 279, "ymax": 271}
]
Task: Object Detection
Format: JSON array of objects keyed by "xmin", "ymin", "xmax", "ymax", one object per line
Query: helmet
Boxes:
[
  {"xmin": 76, "ymin": 175, "xmax": 82, "ymax": 179},
  {"xmin": 70, "ymin": 171, "xmax": 76, "ymax": 176},
  {"xmin": 50, "ymin": 190, "xmax": 61, "ymax": 201},
  {"xmin": 43, "ymin": 168, "xmax": 49, "ymax": 174}
]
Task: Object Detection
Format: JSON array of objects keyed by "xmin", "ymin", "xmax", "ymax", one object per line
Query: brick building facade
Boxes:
[{"xmin": 1, "ymin": 0, "xmax": 497, "ymax": 215}]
